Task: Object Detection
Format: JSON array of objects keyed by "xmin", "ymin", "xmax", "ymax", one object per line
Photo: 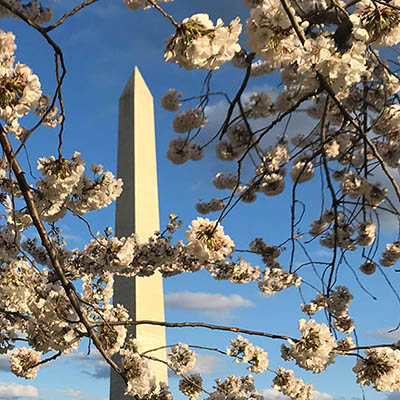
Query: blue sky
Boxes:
[{"xmin": 1, "ymin": 1, "xmax": 400, "ymax": 399}]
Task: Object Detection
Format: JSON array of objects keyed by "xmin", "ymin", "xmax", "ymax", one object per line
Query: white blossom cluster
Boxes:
[
  {"xmin": 195, "ymin": 198, "xmax": 225, "ymax": 215},
  {"xmin": 215, "ymin": 123, "xmax": 254, "ymax": 162},
  {"xmin": 337, "ymin": 172, "xmax": 387, "ymax": 209},
  {"xmin": 309, "ymin": 209, "xmax": 335, "ymax": 237},
  {"xmin": 360, "ymin": 260, "xmax": 377, "ymax": 275},
  {"xmin": 353, "ymin": 347, "xmax": 400, "ymax": 391},
  {"xmin": 380, "ymin": 241, "xmax": 400, "ymax": 267},
  {"xmin": 97, "ymin": 305, "xmax": 129, "ymax": 355},
  {"xmin": 179, "ymin": 373, "xmax": 203, "ymax": 399},
  {"xmin": 10, "ymin": 347, "xmax": 41, "ymax": 379},
  {"xmin": 161, "ymin": 89, "xmax": 183, "ymax": 112},
  {"xmin": 4, "ymin": 152, "xmax": 124, "ymax": 229},
  {"xmin": 290, "ymin": 154, "xmax": 315, "ymax": 184},
  {"xmin": 211, "ymin": 374, "xmax": 263, "ymax": 399},
  {"xmin": 169, "ymin": 343, "xmax": 196, "ymax": 374},
  {"xmin": 272, "ymin": 367, "xmax": 314, "ymax": 400},
  {"xmin": 350, "ymin": 0, "xmax": 400, "ymax": 48},
  {"xmin": 0, "ymin": 29, "xmax": 41, "ymax": 139},
  {"xmin": 244, "ymin": 91, "xmax": 275, "ymax": 119},
  {"xmin": 121, "ymin": 349, "xmax": 157, "ymax": 397},
  {"xmin": 0, "ymin": 0, "xmax": 53, "ymax": 24},
  {"xmin": 164, "ymin": 14, "xmax": 242, "ymax": 70},
  {"xmin": 34, "ymin": 94, "xmax": 62, "ymax": 128},
  {"xmin": 254, "ymin": 140, "xmax": 289, "ymax": 196},
  {"xmin": 173, "ymin": 108, "xmax": 207, "ymax": 133},
  {"xmin": 213, "ymin": 172, "xmax": 238, "ymax": 190},
  {"xmin": 185, "ymin": 217, "xmax": 234, "ymax": 262},
  {"xmin": 4, "ymin": 0, "xmax": 400, "ymax": 397},
  {"xmin": 227, "ymin": 335, "xmax": 269, "ymax": 373},
  {"xmin": 258, "ymin": 267, "xmax": 301, "ymax": 296},
  {"xmin": 281, "ymin": 319, "xmax": 336, "ymax": 373},
  {"xmin": 123, "ymin": 0, "xmax": 173, "ymax": 11},
  {"xmin": 301, "ymin": 286, "xmax": 354, "ymax": 333},
  {"xmin": 245, "ymin": 0, "xmax": 304, "ymax": 71},
  {"xmin": 208, "ymin": 258, "xmax": 261, "ymax": 284}
]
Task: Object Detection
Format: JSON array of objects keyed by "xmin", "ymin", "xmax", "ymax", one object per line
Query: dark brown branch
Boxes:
[
  {"xmin": 45, "ymin": 0, "xmax": 101, "ymax": 32},
  {"xmin": 0, "ymin": 125, "xmax": 124, "ymax": 380},
  {"xmin": 97, "ymin": 319, "xmax": 298, "ymax": 342}
]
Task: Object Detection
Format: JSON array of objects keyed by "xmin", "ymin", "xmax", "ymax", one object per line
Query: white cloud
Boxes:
[
  {"xmin": 0, "ymin": 353, "xmax": 10, "ymax": 373},
  {"xmin": 66, "ymin": 350, "xmax": 108, "ymax": 379},
  {"xmin": 260, "ymin": 388, "xmax": 333, "ymax": 400},
  {"xmin": 165, "ymin": 291, "xmax": 253, "ymax": 321},
  {"xmin": 191, "ymin": 353, "xmax": 224, "ymax": 376},
  {"xmin": 368, "ymin": 328, "xmax": 400, "ymax": 341},
  {"xmin": 385, "ymin": 392, "xmax": 400, "ymax": 400},
  {"xmin": 314, "ymin": 390, "xmax": 334, "ymax": 400},
  {"xmin": 165, "ymin": 291, "xmax": 253, "ymax": 311},
  {"xmin": 260, "ymin": 388, "xmax": 288, "ymax": 400},
  {"xmin": 0, "ymin": 382, "xmax": 39, "ymax": 399},
  {"xmin": 56, "ymin": 389, "xmax": 82, "ymax": 398}
]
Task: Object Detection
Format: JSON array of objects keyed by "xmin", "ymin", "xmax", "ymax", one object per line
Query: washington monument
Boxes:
[{"xmin": 110, "ymin": 67, "xmax": 168, "ymax": 399}]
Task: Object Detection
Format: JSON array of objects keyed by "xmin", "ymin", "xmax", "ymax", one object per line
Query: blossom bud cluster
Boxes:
[{"xmin": 227, "ymin": 335, "xmax": 269, "ymax": 374}]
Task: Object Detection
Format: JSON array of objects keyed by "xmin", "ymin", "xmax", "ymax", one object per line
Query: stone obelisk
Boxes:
[{"xmin": 110, "ymin": 67, "xmax": 168, "ymax": 399}]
